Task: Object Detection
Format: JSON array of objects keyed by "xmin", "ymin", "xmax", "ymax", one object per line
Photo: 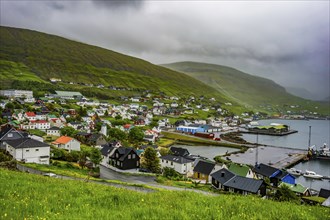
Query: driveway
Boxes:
[{"xmin": 99, "ymin": 165, "xmax": 156, "ymax": 184}]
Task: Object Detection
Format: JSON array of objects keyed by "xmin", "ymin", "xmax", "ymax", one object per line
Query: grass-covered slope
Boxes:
[
  {"xmin": 0, "ymin": 26, "xmax": 228, "ymax": 100},
  {"xmin": 162, "ymin": 62, "xmax": 328, "ymax": 114},
  {"xmin": 1, "ymin": 169, "xmax": 329, "ymax": 219}
]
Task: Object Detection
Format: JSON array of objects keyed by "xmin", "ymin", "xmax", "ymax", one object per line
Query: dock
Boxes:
[
  {"xmin": 226, "ymin": 145, "xmax": 307, "ymax": 170},
  {"xmin": 240, "ymin": 130, "xmax": 298, "ymax": 136},
  {"xmin": 271, "ymin": 153, "xmax": 306, "ymax": 169}
]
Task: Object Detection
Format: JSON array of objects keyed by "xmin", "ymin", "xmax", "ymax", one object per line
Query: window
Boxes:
[
  {"xmin": 166, "ymin": 160, "xmax": 168, "ymax": 164},
  {"xmin": 116, "ymin": 153, "xmax": 119, "ymax": 158},
  {"xmin": 117, "ymin": 161, "xmax": 120, "ymax": 165},
  {"xmin": 171, "ymin": 162, "xmax": 173, "ymax": 165},
  {"xmin": 132, "ymin": 154, "xmax": 136, "ymax": 159},
  {"xmin": 35, "ymin": 149, "xmax": 39, "ymax": 152},
  {"xmin": 26, "ymin": 149, "xmax": 29, "ymax": 152},
  {"xmin": 8, "ymin": 133, "xmax": 13, "ymax": 138},
  {"xmin": 128, "ymin": 154, "xmax": 131, "ymax": 159},
  {"xmin": 162, "ymin": 159, "xmax": 164, "ymax": 163}
]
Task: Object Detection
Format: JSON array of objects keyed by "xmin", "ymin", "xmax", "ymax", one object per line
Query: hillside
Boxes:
[
  {"xmin": 1, "ymin": 169, "xmax": 328, "ymax": 219},
  {"xmin": 162, "ymin": 62, "xmax": 329, "ymax": 115},
  {"xmin": 0, "ymin": 26, "xmax": 229, "ymax": 102}
]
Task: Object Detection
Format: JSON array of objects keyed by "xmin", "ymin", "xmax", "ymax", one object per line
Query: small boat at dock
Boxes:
[
  {"xmin": 287, "ymin": 168, "xmax": 303, "ymax": 176},
  {"xmin": 303, "ymin": 170, "xmax": 323, "ymax": 179}
]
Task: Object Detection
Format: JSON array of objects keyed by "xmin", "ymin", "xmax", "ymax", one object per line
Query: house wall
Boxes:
[
  {"xmin": 110, "ymin": 151, "xmax": 140, "ymax": 170},
  {"xmin": 68, "ymin": 139, "xmax": 80, "ymax": 152},
  {"xmin": 193, "ymin": 172, "xmax": 209, "ymax": 182},
  {"xmin": 46, "ymin": 130, "xmax": 60, "ymax": 136},
  {"xmin": 160, "ymin": 160, "xmax": 193, "ymax": 175},
  {"xmin": 35, "ymin": 122, "xmax": 50, "ymax": 130},
  {"xmin": 6, "ymin": 145, "xmax": 50, "ymax": 164}
]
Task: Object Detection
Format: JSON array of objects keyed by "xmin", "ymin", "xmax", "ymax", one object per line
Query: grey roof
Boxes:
[
  {"xmin": 170, "ymin": 146, "xmax": 190, "ymax": 157},
  {"xmin": 193, "ymin": 160, "xmax": 215, "ymax": 175},
  {"xmin": 101, "ymin": 145, "xmax": 114, "ymax": 156},
  {"xmin": 55, "ymin": 91, "xmax": 83, "ymax": 97},
  {"xmin": 161, "ymin": 155, "xmax": 194, "ymax": 164},
  {"xmin": 224, "ymin": 176, "xmax": 264, "ymax": 193},
  {"xmin": 5, "ymin": 138, "xmax": 49, "ymax": 149},
  {"xmin": 319, "ymin": 188, "xmax": 330, "ymax": 199},
  {"xmin": 253, "ymin": 163, "xmax": 278, "ymax": 177},
  {"xmin": 211, "ymin": 168, "xmax": 236, "ymax": 184},
  {"xmin": 48, "ymin": 126, "xmax": 60, "ymax": 131}
]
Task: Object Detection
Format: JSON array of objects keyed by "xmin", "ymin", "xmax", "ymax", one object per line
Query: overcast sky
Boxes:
[{"xmin": 1, "ymin": 0, "xmax": 329, "ymax": 99}]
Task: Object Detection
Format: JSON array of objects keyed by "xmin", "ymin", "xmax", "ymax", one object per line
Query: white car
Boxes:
[{"xmin": 43, "ymin": 173, "xmax": 58, "ymax": 178}]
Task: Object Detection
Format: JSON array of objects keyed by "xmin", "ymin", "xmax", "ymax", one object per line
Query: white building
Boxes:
[
  {"xmin": 4, "ymin": 138, "xmax": 50, "ymax": 164},
  {"xmin": 52, "ymin": 136, "xmax": 80, "ymax": 152},
  {"xmin": 0, "ymin": 90, "xmax": 33, "ymax": 98},
  {"xmin": 46, "ymin": 127, "xmax": 61, "ymax": 136},
  {"xmin": 160, "ymin": 155, "xmax": 194, "ymax": 175},
  {"xmin": 34, "ymin": 120, "xmax": 51, "ymax": 130}
]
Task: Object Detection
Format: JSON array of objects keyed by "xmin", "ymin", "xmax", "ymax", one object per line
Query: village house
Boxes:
[
  {"xmin": 4, "ymin": 138, "xmax": 50, "ymax": 164},
  {"xmin": 34, "ymin": 120, "xmax": 51, "ymax": 130},
  {"xmin": 0, "ymin": 124, "xmax": 28, "ymax": 149},
  {"xmin": 24, "ymin": 112, "xmax": 36, "ymax": 121},
  {"xmin": 253, "ymin": 163, "xmax": 295, "ymax": 186},
  {"xmin": 160, "ymin": 154, "xmax": 194, "ymax": 176},
  {"xmin": 52, "ymin": 136, "xmax": 80, "ymax": 152},
  {"xmin": 109, "ymin": 147, "xmax": 140, "ymax": 170},
  {"xmin": 46, "ymin": 126, "xmax": 61, "ymax": 136},
  {"xmin": 223, "ymin": 175, "xmax": 266, "ymax": 196},
  {"xmin": 228, "ymin": 163, "xmax": 255, "ymax": 178},
  {"xmin": 193, "ymin": 160, "xmax": 226, "ymax": 183}
]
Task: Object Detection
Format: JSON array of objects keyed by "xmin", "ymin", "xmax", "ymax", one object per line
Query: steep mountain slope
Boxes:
[
  {"xmin": 162, "ymin": 62, "xmax": 328, "ymax": 114},
  {"xmin": 0, "ymin": 26, "xmax": 228, "ymax": 101}
]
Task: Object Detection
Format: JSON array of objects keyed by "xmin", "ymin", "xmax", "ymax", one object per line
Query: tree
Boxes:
[
  {"xmin": 141, "ymin": 147, "xmax": 160, "ymax": 173},
  {"xmin": 108, "ymin": 128, "xmax": 127, "ymax": 141},
  {"xmin": 128, "ymin": 127, "xmax": 144, "ymax": 144},
  {"xmin": 159, "ymin": 147, "xmax": 170, "ymax": 156},
  {"xmin": 78, "ymin": 149, "xmax": 89, "ymax": 169},
  {"xmin": 60, "ymin": 126, "xmax": 77, "ymax": 137},
  {"xmin": 89, "ymin": 148, "xmax": 102, "ymax": 167},
  {"xmin": 274, "ymin": 184, "xmax": 299, "ymax": 202}
]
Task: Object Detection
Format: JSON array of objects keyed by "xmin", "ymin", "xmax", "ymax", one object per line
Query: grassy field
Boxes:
[
  {"xmin": 0, "ymin": 26, "xmax": 230, "ymax": 102},
  {"xmin": 161, "ymin": 131, "xmax": 243, "ymax": 149},
  {"xmin": 1, "ymin": 169, "xmax": 329, "ymax": 219},
  {"xmin": 163, "ymin": 62, "xmax": 329, "ymax": 115}
]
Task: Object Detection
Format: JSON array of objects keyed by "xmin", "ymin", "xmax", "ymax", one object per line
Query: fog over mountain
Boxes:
[{"xmin": 1, "ymin": 0, "xmax": 329, "ymax": 100}]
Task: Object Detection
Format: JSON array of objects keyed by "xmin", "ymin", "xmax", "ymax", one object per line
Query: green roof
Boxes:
[
  {"xmin": 55, "ymin": 91, "xmax": 83, "ymax": 97},
  {"xmin": 228, "ymin": 163, "xmax": 251, "ymax": 177},
  {"xmin": 302, "ymin": 196, "xmax": 326, "ymax": 203},
  {"xmin": 256, "ymin": 125, "xmax": 286, "ymax": 130},
  {"xmin": 280, "ymin": 182, "xmax": 308, "ymax": 194}
]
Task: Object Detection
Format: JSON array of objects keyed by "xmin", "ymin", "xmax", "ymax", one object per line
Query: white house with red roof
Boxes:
[
  {"xmin": 52, "ymin": 136, "xmax": 80, "ymax": 152},
  {"xmin": 25, "ymin": 112, "xmax": 36, "ymax": 121}
]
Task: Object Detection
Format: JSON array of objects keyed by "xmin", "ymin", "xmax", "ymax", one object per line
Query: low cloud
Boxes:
[{"xmin": 0, "ymin": 1, "xmax": 329, "ymax": 99}]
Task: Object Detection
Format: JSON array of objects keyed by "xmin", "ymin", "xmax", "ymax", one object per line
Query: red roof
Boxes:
[
  {"xmin": 36, "ymin": 120, "xmax": 48, "ymax": 124},
  {"xmin": 124, "ymin": 124, "xmax": 132, "ymax": 129},
  {"xmin": 26, "ymin": 112, "xmax": 36, "ymax": 117},
  {"xmin": 52, "ymin": 136, "xmax": 73, "ymax": 144}
]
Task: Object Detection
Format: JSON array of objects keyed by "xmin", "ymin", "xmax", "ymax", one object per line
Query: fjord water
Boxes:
[{"xmin": 242, "ymin": 119, "xmax": 330, "ymax": 190}]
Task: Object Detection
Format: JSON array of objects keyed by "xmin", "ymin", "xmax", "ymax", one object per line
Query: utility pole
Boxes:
[
  {"xmin": 255, "ymin": 133, "xmax": 259, "ymax": 166},
  {"xmin": 308, "ymin": 126, "xmax": 312, "ymax": 147}
]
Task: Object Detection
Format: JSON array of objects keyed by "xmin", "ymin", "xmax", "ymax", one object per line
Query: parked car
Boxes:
[
  {"xmin": 139, "ymin": 168, "xmax": 151, "ymax": 173},
  {"xmin": 43, "ymin": 172, "xmax": 58, "ymax": 178}
]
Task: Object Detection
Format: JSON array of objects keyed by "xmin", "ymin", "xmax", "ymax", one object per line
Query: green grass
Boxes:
[
  {"xmin": 162, "ymin": 62, "xmax": 329, "ymax": 115},
  {"xmin": 1, "ymin": 169, "xmax": 329, "ymax": 219},
  {"xmin": 0, "ymin": 26, "xmax": 230, "ymax": 102},
  {"xmin": 161, "ymin": 131, "xmax": 243, "ymax": 149}
]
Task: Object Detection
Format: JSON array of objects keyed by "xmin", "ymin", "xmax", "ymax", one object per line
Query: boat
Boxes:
[
  {"xmin": 303, "ymin": 170, "xmax": 323, "ymax": 179},
  {"xmin": 287, "ymin": 168, "xmax": 303, "ymax": 176},
  {"xmin": 317, "ymin": 143, "xmax": 330, "ymax": 160}
]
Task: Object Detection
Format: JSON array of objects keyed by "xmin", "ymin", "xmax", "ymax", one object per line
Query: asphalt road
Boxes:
[{"xmin": 99, "ymin": 165, "xmax": 156, "ymax": 184}]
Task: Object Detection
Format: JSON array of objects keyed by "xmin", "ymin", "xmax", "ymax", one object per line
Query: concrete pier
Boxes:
[{"xmin": 226, "ymin": 145, "xmax": 307, "ymax": 169}]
